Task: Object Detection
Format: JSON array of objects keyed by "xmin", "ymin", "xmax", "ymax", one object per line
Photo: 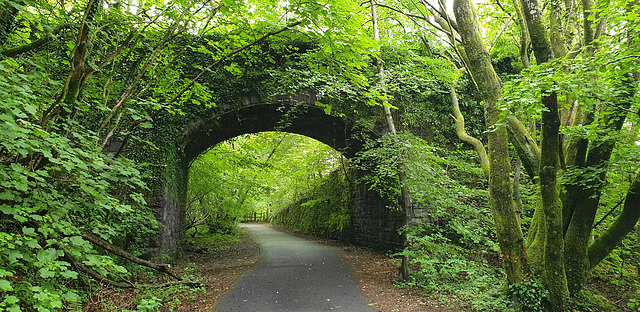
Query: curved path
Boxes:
[{"xmin": 215, "ymin": 224, "xmax": 373, "ymax": 312}]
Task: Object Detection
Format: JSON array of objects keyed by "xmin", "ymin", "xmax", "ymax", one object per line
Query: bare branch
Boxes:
[
  {"xmin": 489, "ymin": 13, "xmax": 515, "ymax": 53},
  {"xmin": 83, "ymin": 29, "xmax": 137, "ymax": 80},
  {"xmin": 82, "ymin": 234, "xmax": 182, "ymax": 280},
  {"xmin": 374, "ymin": 3, "xmax": 461, "ymax": 43}
]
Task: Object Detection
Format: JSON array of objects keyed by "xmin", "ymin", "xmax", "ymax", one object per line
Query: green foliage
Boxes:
[
  {"xmin": 353, "ymin": 132, "xmax": 512, "ymax": 309},
  {"xmin": 272, "ymin": 170, "xmax": 352, "ymax": 238},
  {"xmin": 507, "ymin": 279, "xmax": 549, "ymax": 312},
  {"xmin": 629, "ymin": 290, "xmax": 640, "ymax": 311},
  {"xmin": 118, "ymin": 282, "xmax": 206, "ymax": 312},
  {"xmin": 0, "ymin": 58, "xmax": 155, "ymax": 310}
]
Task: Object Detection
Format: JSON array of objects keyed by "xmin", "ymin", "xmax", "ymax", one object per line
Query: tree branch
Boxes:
[
  {"xmin": 1, "ymin": 24, "xmax": 71, "ymax": 58},
  {"xmin": 588, "ymin": 172, "xmax": 640, "ymax": 269},
  {"xmin": 374, "ymin": 3, "xmax": 461, "ymax": 43},
  {"xmin": 507, "ymin": 115, "xmax": 541, "ymax": 178},
  {"xmin": 64, "ymin": 249, "xmax": 204, "ymax": 289},
  {"xmin": 489, "ymin": 13, "xmax": 515, "ymax": 53},
  {"xmin": 450, "ymin": 68, "xmax": 490, "ymax": 177},
  {"xmin": 83, "ymin": 29, "xmax": 137, "ymax": 82},
  {"xmin": 167, "ymin": 21, "xmax": 302, "ymax": 105},
  {"xmin": 421, "ymin": 0, "xmax": 458, "ymax": 31},
  {"xmin": 64, "ymin": 252, "xmax": 135, "ymax": 288},
  {"xmin": 81, "ymin": 234, "xmax": 182, "ymax": 280}
]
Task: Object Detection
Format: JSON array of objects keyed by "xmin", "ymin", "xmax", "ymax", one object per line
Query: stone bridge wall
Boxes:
[
  {"xmin": 271, "ymin": 167, "xmax": 404, "ymax": 252},
  {"xmin": 349, "ymin": 180, "xmax": 404, "ymax": 252},
  {"xmin": 145, "ymin": 95, "xmax": 400, "ymax": 258}
]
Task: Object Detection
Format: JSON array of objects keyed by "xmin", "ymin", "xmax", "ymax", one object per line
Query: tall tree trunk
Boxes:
[
  {"xmin": 370, "ymin": 0, "xmax": 412, "ymax": 280},
  {"xmin": 548, "ymin": 0, "xmax": 568, "ymax": 59},
  {"xmin": 453, "ymin": 0, "xmax": 528, "ymax": 285},
  {"xmin": 520, "ymin": 0, "xmax": 570, "ymax": 308},
  {"xmin": 539, "ymin": 89, "xmax": 568, "ymax": 311}
]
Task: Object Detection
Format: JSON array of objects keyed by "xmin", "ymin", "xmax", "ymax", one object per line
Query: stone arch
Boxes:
[
  {"xmin": 180, "ymin": 101, "xmax": 374, "ymax": 165},
  {"xmin": 153, "ymin": 95, "xmax": 404, "ymax": 257}
]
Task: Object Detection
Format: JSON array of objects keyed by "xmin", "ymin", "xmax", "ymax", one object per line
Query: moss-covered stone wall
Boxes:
[{"xmin": 272, "ymin": 168, "xmax": 404, "ymax": 252}]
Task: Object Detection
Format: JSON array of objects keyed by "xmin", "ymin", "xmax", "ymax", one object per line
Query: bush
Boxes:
[
  {"xmin": 0, "ymin": 62, "xmax": 155, "ymax": 310},
  {"xmin": 507, "ymin": 279, "xmax": 549, "ymax": 312}
]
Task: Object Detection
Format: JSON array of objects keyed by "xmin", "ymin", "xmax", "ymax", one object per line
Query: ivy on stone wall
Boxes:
[{"xmin": 272, "ymin": 170, "xmax": 352, "ymax": 239}]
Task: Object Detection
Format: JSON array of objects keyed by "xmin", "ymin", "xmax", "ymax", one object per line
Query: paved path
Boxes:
[{"xmin": 214, "ymin": 224, "xmax": 373, "ymax": 312}]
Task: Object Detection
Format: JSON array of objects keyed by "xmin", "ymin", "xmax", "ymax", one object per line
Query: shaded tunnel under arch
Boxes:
[{"xmin": 152, "ymin": 101, "xmax": 404, "ymax": 256}]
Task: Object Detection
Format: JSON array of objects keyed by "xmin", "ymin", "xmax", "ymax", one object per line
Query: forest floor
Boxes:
[
  {"xmin": 84, "ymin": 223, "xmax": 456, "ymax": 311},
  {"xmin": 83, "ymin": 224, "xmax": 640, "ymax": 312}
]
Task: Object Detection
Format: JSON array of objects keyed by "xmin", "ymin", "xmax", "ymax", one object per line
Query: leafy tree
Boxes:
[{"xmin": 372, "ymin": 0, "xmax": 640, "ymax": 309}]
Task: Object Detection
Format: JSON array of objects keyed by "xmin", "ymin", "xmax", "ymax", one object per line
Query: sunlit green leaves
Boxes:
[{"xmin": 187, "ymin": 132, "xmax": 344, "ymax": 235}]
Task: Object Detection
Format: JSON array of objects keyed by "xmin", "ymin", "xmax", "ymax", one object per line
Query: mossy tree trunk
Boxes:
[
  {"xmin": 453, "ymin": 0, "xmax": 528, "ymax": 285},
  {"xmin": 43, "ymin": 0, "xmax": 100, "ymax": 127},
  {"xmin": 520, "ymin": 0, "xmax": 570, "ymax": 308}
]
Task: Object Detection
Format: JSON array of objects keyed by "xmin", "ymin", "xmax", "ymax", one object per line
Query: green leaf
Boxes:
[
  {"xmin": 0, "ymin": 269, "xmax": 13, "ymax": 278},
  {"xmin": 59, "ymin": 270, "xmax": 78, "ymax": 279},
  {"xmin": 0, "ymin": 204, "xmax": 14, "ymax": 214},
  {"xmin": 63, "ymin": 291, "xmax": 80, "ymax": 302},
  {"xmin": 36, "ymin": 248, "xmax": 62, "ymax": 263},
  {"xmin": 39, "ymin": 268, "xmax": 56, "ymax": 278},
  {"xmin": 22, "ymin": 227, "xmax": 36, "ymax": 237},
  {"xmin": 0, "ymin": 279, "xmax": 13, "ymax": 291}
]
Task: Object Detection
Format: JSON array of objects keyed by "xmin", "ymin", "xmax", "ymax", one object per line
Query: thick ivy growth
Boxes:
[{"xmin": 271, "ymin": 170, "xmax": 352, "ymax": 239}]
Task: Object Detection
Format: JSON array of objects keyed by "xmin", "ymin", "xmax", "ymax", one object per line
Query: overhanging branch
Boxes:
[
  {"xmin": 1, "ymin": 24, "xmax": 71, "ymax": 58},
  {"xmin": 167, "ymin": 21, "xmax": 303, "ymax": 105}
]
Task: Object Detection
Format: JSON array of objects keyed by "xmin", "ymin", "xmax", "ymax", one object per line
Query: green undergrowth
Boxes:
[
  {"xmin": 271, "ymin": 170, "xmax": 352, "ymax": 239},
  {"xmin": 381, "ymin": 135, "xmax": 510, "ymax": 311},
  {"xmin": 92, "ymin": 228, "xmax": 244, "ymax": 311},
  {"xmin": 184, "ymin": 224, "xmax": 242, "ymax": 252}
]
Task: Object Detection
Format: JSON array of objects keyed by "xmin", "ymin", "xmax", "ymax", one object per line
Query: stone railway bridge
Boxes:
[{"xmin": 145, "ymin": 92, "xmax": 406, "ymax": 257}]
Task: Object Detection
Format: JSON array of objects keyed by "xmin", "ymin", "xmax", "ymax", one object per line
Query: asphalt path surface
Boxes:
[{"xmin": 214, "ymin": 224, "xmax": 373, "ymax": 312}]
